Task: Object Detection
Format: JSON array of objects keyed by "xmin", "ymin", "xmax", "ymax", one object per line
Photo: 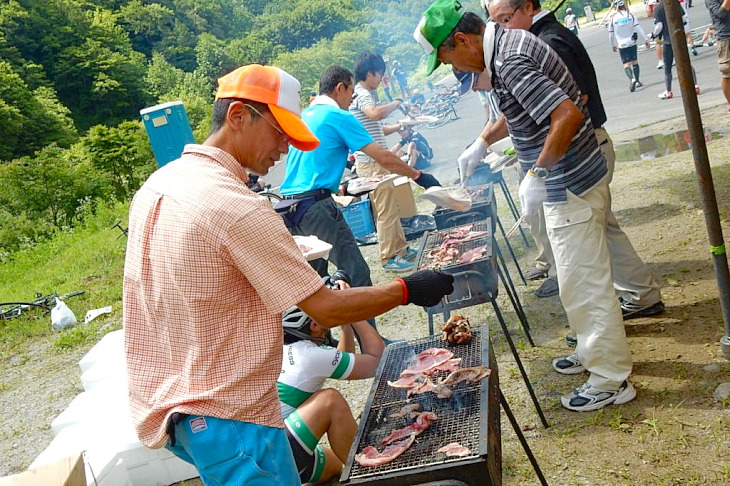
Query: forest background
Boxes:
[{"xmin": 0, "ymin": 0, "xmax": 610, "ymax": 258}]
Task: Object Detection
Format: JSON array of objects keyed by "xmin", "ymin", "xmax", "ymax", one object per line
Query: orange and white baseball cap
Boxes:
[{"xmin": 216, "ymin": 65, "xmax": 320, "ymax": 151}]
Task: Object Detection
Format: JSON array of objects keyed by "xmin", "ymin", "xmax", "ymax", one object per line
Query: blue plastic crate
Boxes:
[{"xmin": 339, "ymin": 200, "xmax": 375, "ymax": 238}]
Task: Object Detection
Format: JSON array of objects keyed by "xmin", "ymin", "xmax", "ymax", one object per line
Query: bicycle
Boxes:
[
  {"xmin": 0, "ymin": 290, "xmax": 85, "ymax": 320},
  {"xmin": 257, "ymin": 184, "xmax": 282, "ymax": 206}
]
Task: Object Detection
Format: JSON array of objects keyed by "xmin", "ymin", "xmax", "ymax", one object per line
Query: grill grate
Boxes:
[
  {"xmin": 341, "ymin": 328, "xmax": 501, "ymax": 485},
  {"xmin": 416, "ymin": 221, "xmax": 493, "ymax": 272},
  {"xmin": 433, "ymin": 183, "xmax": 495, "ymax": 232}
]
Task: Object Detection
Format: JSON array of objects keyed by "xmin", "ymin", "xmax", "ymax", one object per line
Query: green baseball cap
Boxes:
[{"xmin": 414, "ymin": 0, "xmax": 466, "ymax": 75}]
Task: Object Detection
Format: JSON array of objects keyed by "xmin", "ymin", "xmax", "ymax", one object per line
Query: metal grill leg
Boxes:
[
  {"xmin": 498, "ymin": 177, "xmax": 531, "ymax": 248},
  {"xmin": 489, "ymin": 296, "xmax": 549, "ymax": 428},
  {"xmin": 494, "ymin": 245, "xmax": 534, "ymax": 344},
  {"xmin": 499, "ymin": 388, "xmax": 549, "ymax": 485},
  {"xmin": 496, "ymin": 215, "xmax": 526, "ymax": 285}
]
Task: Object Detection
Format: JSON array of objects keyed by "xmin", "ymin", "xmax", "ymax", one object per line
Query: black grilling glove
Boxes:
[
  {"xmin": 415, "ymin": 171, "xmax": 441, "ymax": 189},
  {"xmin": 397, "ymin": 270, "xmax": 454, "ymax": 307}
]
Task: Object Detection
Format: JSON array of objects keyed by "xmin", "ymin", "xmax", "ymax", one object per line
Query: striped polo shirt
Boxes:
[
  {"xmin": 350, "ymin": 83, "xmax": 387, "ymax": 163},
  {"xmin": 491, "ymin": 28, "xmax": 606, "ymax": 204}
]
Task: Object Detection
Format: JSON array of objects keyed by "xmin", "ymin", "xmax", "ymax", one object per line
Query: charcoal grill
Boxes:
[
  {"xmin": 341, "ymin": 327, "xmax": 501, "ymax": 485},
  {"xmin": 414, "ymin": 222, "xmax": 548, "ymax": 428}
]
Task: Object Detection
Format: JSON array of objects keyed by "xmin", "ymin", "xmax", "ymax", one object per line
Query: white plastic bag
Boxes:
[{"xmin": 51, "ymin": 297, "xmax": 77, "ymax": 331}]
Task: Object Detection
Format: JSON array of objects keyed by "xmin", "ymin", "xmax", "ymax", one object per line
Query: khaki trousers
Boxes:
[
  {"xmin": 545, "ymin": 182, "xmax": 632, "ymax": 389},
  {"xmin": 525, "ymin": 128, "xmax": 661, "ymax": 305},
  {"xmin": 354, "ymin": 161, "xmax": 407, "ymax": 265}
]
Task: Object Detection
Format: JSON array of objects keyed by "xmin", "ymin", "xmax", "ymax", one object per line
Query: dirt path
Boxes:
[{"xmin": 1, "ymin": 107, "xmax": 729, "ymax": 484}]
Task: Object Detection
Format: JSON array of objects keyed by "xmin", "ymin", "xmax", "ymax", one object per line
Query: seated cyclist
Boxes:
[
  {"xmin": 390, "ymin": 124, "xmax": 433, "ymax": 170},
  {"xmin": 277, "ymin": 271, "xmax": 385, "ymax": 485}
]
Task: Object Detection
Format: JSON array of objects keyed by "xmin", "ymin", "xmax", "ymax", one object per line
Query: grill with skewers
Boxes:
[
  {"xmin": 433, "ymin": 183, "xmax": 495, "ymax": 231},
  {"xmin": 341, "ymin": 327, "xmax": 501, "ymax": 485}
]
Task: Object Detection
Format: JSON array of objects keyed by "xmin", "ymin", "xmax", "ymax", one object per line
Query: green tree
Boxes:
[
  {"xmin": 82, "ymin": 121, "xmax": 156, "ymax": 201},
  {"xmin": 116, "ymin": 0, "xmax": 176, "ymax": 57},
  {"xmin": 194, "ymin": 32, "xmax": 235, "ymax": 82}
]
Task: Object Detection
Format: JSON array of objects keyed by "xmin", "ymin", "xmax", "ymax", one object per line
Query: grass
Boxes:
[{"xmin": 0, "ymin": 201, "xmax": 128, "ymax": 358}]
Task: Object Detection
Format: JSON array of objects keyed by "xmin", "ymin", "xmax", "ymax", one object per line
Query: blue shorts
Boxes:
[{"xmin": 165, "ymin": 415, "xmax": 301, "ymax": 485}]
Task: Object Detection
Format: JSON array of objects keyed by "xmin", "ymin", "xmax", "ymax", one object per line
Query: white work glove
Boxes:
[
  {"xmin": 457, "ymin": 137, "xmax": 489, "ymax": 184},
  {"xmin": 518, "ymin": 170, "xmax": 548, "ymax": 217}
]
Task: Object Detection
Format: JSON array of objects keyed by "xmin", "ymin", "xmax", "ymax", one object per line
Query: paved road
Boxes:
[{"xmin": 268, "ymin": 5, "xmax": 724, "ymax": 188}]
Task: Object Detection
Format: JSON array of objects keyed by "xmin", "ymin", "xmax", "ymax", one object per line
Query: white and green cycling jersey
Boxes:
[{"xmin": 277, "ymin": 340, "xmax": 356, "ymax": 419}]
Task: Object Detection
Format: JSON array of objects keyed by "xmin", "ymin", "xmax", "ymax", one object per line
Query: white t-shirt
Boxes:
[
  {"xmin": 277, "ymin": 340, "xmax": 356, "ymax": 419},
  {"xmin": 608, "ymin": 11, "xmax": 648, "ymax": 48}
]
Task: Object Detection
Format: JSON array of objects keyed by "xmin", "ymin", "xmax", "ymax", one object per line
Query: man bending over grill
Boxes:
[
  {"xmin": 415, "ymin": 1, "xmax": 637, "ymax": 412},
  {"xmin": 278, "ymin": 272, "xmax": 384, "ymax": 484}
]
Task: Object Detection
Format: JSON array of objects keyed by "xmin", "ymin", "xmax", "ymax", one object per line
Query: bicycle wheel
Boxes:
[{"xmin": 262, "ymin": 191, "xmax": 282, "ymax": 206}]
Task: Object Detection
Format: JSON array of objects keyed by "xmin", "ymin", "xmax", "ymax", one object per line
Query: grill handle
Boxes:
[{"xmin": 441, "ymin": 270, "xmax": 491, "ymax": 306}]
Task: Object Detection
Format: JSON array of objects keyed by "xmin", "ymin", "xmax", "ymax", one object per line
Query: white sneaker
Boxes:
[
  {"xmin": 561, "ymin": 380, "xmax": 637, "ymax": 412},
  {"xmin": 658, "ymin": 91, "xmax": 673, "ymax": 100},
  {"xmin": 656, "ymin": 61, "xmax": 664, "ymax": 69}
]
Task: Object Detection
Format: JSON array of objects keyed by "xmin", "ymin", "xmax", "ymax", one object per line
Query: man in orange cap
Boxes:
[{"xmin": 123, "ymin": 64, "xmax": 454, "ymax": 484}]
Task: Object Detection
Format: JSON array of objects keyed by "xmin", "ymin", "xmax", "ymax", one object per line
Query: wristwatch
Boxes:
[{"xmin": 531, "ymin": 166, "xmax": 548, "ymax": 179}]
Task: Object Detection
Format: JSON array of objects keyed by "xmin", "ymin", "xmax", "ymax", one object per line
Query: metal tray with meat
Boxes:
[{"xmin": 341, "ymin": 326, "xmax": 501, "ymax": 485}]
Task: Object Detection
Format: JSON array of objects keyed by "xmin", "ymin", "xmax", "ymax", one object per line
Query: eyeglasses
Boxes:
[
  {"xmin": 496, "ymin": 6, "xmax": 519, "ymax": 25},
  {"xmin": 244, "ymin": 104, "xmax": 290, "ymax": 143}
]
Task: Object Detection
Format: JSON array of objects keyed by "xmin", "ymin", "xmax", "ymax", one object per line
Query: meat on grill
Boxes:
[
  {"xmin": 406, "ymin": 376, "xmax": 437, "ymax": 398},
  {"xmin": 387, "ymin": 370, "xmax": 423, "ymax": 389},
  {"xmin": 401, "ymin": 348, "xmax": 454, "ymax": 375},
  {"xmin": 422, "ymin": 357, "xmax": 462, "ymax": 375},
  {"xmin": 355, "ymin": 433, "xmax": 416, "ymax": 467},
  {"xmin": 456, "ymin": 245, "xmax": 488, "ymax": 264},
  {"xmin": 441, "ymin": 366, "xmax": 491, "ymax": 387},
  {"xmin": 441, "ymin": 314, "xmax": 473, "ymax": 345},
  {"xmin": 380, "ymin": 411, "xmax": 438, "ymax": 446},
  {"xmin": 388, "ymin": 403, "xmax": 421, "ymax": 419},
  {"xmin": 437, "ymin": 442, "xmax": 472, "ymax": 457}
]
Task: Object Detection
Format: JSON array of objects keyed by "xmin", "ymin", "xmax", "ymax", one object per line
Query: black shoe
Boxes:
[
  {"xmin": 535, "ymin": 277, "xmax": 559, "ymax": 298},
  {"xmin": 620, "ymin": 298, "xmax": 665, "ymax": 320},
  {"xmin": 525, "ymin": 267, "xmax": 549, "ymax": 281},
  {"xmin": 565, "ymin": 332, "xmax": 577, "ymax": 348}
]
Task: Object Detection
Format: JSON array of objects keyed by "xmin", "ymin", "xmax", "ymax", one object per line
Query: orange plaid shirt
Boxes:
[{"xmin": 123, "ymin": 144, "xmax": 323, "ymax": 448}]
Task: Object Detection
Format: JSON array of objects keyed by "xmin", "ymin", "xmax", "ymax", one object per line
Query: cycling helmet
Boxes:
[
  {"xmin": 282, "ymin": 306, "xmax": 335, "ymax": 346},
  {"xmin": 566, "ymin": 8, "xmax": 573, "ymax": 14}
]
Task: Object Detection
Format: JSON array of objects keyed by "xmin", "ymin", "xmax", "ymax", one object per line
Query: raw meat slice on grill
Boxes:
[
  {"xmin": 355, "ymin": 433, "xmax": 416, "ymax": 467},
  {"xmin": 388, "ymin": 403, "xmax": 421, "ymax": 419},
  {"xmin": 422, "ymin": 357, "xmax": 462, "ymax": 375},
  {"xmin": 380, "ymin": 411, "xmax": 438, "ymax": 445},
  {"xmin": 406, "ymin": 376, "xmax": 436, "ymax": 398},
  {"xmin": 401, "ymin": 348, "xmax": 454, "ymax": 375},
  {"xmin": 456, "ymin": 245, "xmax": 488, "ymax": 264},
  {"xmin": 387, "ymin": 370, "xmax": 423, "ymax": 389},
  {"xmin": 437, "ymin": 442, "xmax": 472, "ymax": 457}
]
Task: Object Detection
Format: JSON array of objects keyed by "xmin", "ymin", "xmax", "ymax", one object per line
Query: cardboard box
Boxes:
[
  {"xmin": 0, "ymin": 453, "xmax": 86, "ymax": 486},
  {"xmin": 393, "ymin": 176, "xmax": 417, "ymax": 218}
]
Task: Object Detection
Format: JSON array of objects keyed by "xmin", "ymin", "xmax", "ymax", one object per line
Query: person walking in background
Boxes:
[
  {"xmin": 705, "ymin": 0, "xmax": 730, "ymax": 113},
  {"xmin": 652, "ymin": 0, "xmax": 701, "ymax": 99},
  {"xmin": 123, "ymin": 63, "xmax": 455, "ymax": 484},
  {"xmin": 381, "ymin": 73, "xmax": 394, "ymax": 102},
  {"xmin": 349, "ymin": 53, "xmax": 441, "ymax": 273},
  {"xmin": 609, "ymin": 0, "xmax": 650, "ymax": 92},
  {"xmin": 391, "ymin": 60, "xmax": 412, "ymax": 98},
  {"xmin": 564, "ymin": 7, "xmax": 579, "ymax": 35}
]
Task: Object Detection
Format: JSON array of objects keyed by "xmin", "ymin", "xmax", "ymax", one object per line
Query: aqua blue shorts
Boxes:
[{"xmin": 165, "ymin": 415, "xmax": 301, "ymax": 485}]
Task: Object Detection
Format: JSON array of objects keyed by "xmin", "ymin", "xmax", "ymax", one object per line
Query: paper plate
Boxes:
[
  {"xmin": 293, "ymin": 235, "xmax": 333, "ymax": 261},
  {"xmin": 419, "ymin": 186, "xmax": 472, "ymax": 212},
  {"xmin": 347, "ymin": 174, "xmax": 398, "ymax": 195},
  {"xmin": 490, "ymin": 137, "xmax": 516, "ymax": 156}
]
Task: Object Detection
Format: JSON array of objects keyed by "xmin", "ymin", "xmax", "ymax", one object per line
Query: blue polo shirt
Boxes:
[{"xmin": 280, "ymin": 102, "xmax": 374, "ymax": 195}]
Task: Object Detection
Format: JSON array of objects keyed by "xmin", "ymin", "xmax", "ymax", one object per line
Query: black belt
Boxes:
[
  {"xmin": 283, "ymin": 188, "xmax": 331, "ymax": 200},
  {"xmin": 166, "ymin": 412, "xmax": 190, "ymax": 447}
]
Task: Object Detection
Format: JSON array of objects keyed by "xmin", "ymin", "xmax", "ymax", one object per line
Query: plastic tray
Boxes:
[{"xmin": 293, "ymin": 235, "xmax": 333, "ymax": 261}]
